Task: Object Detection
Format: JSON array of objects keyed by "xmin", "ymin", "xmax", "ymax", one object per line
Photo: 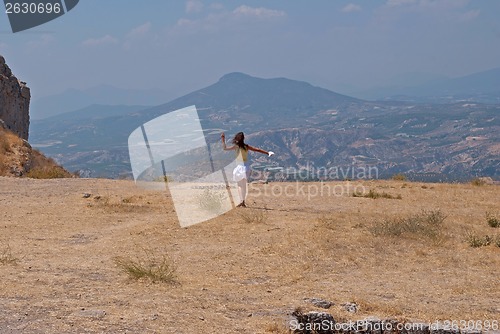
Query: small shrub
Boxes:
[
  {"xmin": 370, "ymin": 210, "xmax": 446, "ymax": 239},
  {"xmin": 353, "ymin": 189, "xmax": 402, "ymax": 200},
  {"xmin": 465, "ymin": 232, "xmax": 493, "ymax": 248},
  {"xmin": 26, "ymin": 166, "xmax": 71, "ymax": 179},
  {"xmin": 392, "ymin": 173, "xmax": 407, "ymax": 181},
  {"xmin": 317, "ymin": 215, "xmax": 336, "ymax": 230},
  {"xmin": 114, "ymin": 250, "xmax": 177, "ymax": 284},
  {"xmin": 470, "ymin": 177, "xmax": 486, "ymax": 186},
  {"xmin": 495, "ymin": 236, "xmax": 500, "ymax": 248},
  {"xmin": 486, "ymin": 212, "xmax": 499, "ymax": 228},
  {"xmin": 153, "ymin": 175, "xmax": 170, "ymax": 183},
  {"xmin": 0, "ymin": 244, "xmax": 18, "ymax": 265},
  {"xmin": 239, "ymin": 209, "xmax": 266, "ymax": 224},
  {"xmin": 197, "ymin": 188, "xmax": 227, "ymax": 213},
  {"xmin": 264, "ymin": 322, "xmax": 290, "ymax": 333}
]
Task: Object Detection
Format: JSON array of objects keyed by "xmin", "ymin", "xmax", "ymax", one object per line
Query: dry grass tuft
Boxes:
[
  {"xmin": 316, "ymin": 215, "xmax": 337, "ymax": 230},
  {"xmin": 486, "ymin": 212, "xmax": 500, "ymax": 228},
  {"xmin": 88, "ymin": 195, "xmax": 155, "ymax": 213},
  {"xmin": 239, "ymin": 209, "xmax": 267, "ymax": 224},
  {"xmin": 370, "ymin": 210, "xmax": 446, "ymax": 240},
  {"xmin": 391, "ymin": 173, "xmax": 407, "ymax": 181},
  {"xmin": 353, "ymin": 189, "xmax": 402, "ymax": 200},
  {"xmin": 465, "ymin": 232, "xmax": 499, "ymax": 248},
  {"xmin": 26, "ymin": 166, "xmax": 71, "ymax": 179},
  {"xmin": 197, "ymin": 188, "xmax": 227, "ymax": 213},
  {"xmin": 470, "ymin": 177, "xmax": 486, "ymax": 186},
  {"xmin": 114, "ymin": 250, "xmax": 178, "ymax": 284},
  {"xmin": 0, "ymin": 243, "xmax": 19, "ymax": 265},
  {"xmin": 263, "ymin": 322, "xmax": 290, "ymax": 333}
]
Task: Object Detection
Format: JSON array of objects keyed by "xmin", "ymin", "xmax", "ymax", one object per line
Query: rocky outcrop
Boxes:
[{"xmin": 0, "ymin": 55, "xmax": 30, "ymax": 140}]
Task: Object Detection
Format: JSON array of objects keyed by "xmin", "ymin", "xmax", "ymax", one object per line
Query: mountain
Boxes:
[
  {"xmin": 30, "ymin": 85, "xmax": 171, "ymax": 120},
  {"xmin": 355, "ymin": 68, "xmax": 500, "ymax": 104},
  {"xmin": 30, "ymin": 73, "xmax": 500, "ymax": 180}
]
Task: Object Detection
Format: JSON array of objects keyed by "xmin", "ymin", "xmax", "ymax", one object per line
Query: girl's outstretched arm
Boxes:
[
  {"xmin": 221, "ymin": 132, "xmax": 236, "ymax": 151},
  {"xmin": 248, "ymin": 145, "xmax": 274, "ymax": 156}
]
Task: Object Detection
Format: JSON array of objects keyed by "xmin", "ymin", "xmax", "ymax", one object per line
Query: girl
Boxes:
[{"xmin": 221, "ymin": 132, "xmax": 274, "ymax": 207}]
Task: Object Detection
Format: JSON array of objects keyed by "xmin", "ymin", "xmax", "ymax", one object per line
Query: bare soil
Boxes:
[{"xmin": 0, "ymin": 177, "xmax": 499, "ymax": 333}]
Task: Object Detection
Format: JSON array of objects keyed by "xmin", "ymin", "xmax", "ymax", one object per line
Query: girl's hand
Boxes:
[{"xmin": 221, "ymin": 132, "xmax": 225, "ymax": 139}]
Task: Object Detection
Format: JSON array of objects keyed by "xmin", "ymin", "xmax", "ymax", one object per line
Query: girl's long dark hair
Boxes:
[{"xmin": 232, "ymin": 132, "xmax": 248, "ymax": 150}]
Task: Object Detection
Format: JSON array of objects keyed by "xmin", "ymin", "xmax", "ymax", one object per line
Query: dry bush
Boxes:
[
  {"xmin": 264, "ymin": 322, "xmax": 290, "ymax": 333},
  {"xmin": 370, "ymin": 210, "xmax": 446, "ymax": 240},
  {"xmin": 239, "ymin": 209, "xmax": 267, "ymax": 224},
  {"xmin": 88, "ymin": 195, "xmax": 152, "ymax": 213},
  {"xmin": 0, "ymin": 129, "xmax": 18, "ymax": 153},
  {"xmin": 353, "ymin": 189, "xmax": 402, "ymax": 200},
  {"xmin": 0, "ymin": 243, "xmax": 18, "ymax": 265},
  {"xmin": 464, "ymin": 232, "xmax": 498, "ymax": 248},
  {"xmin": 26, "ymin": 149, "xmax": 72, "ymax": 179},
  {"xmin": 26, "ymin": 166, "xmax": 71, "ymax": 179},
  {"xmin": 486, "ymin": 212, "xmax": 499, "ymax": 228},
  {"xmin": 114, "ymin": 249, "xmax": 177, "ymax": 284},
  {"xmin": 470, "ymin": 177, "xmax": 486, "ymax": 186},
  {"xmin": 316, "ymin": 215, "xmax": 337, "ymax": 230},
  {"xmin": 197, "ymin": 188, "xmax": 227, "ymax": 213},
  {"xmin": 391, "ymin": 173, "xmax": 407, "ymax": 181}
]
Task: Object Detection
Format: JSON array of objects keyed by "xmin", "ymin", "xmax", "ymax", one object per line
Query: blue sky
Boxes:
[{"xmin": 1, "ymin": 0, "xmax": 499, "ymax": 101}]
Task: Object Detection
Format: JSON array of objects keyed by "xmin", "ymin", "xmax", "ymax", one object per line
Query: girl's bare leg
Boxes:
[{"xmin": 237, "ymin": 179, "xmax": 247, "ymax": 207}]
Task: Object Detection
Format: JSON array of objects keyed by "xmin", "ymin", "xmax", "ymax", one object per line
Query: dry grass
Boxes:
[
  {"xmin": 353, "ymin": 188, "xmax": 402, "ymax": 199},
  {"xmin": 369, "ymin": 210, "xmax": 446, "ymax": 239},
  {"xmin": 264, "ymin": 322, "xmax": 291, "ymax": 333},
  {"xmin": 114, "ymin": 249, "xmax": 177, "ymax": 284},
  {"xmin": 239, "ymin": 209, "xmax": 267, "ymax": 223},
  {"xmin": 0, "ymin": 178, "xmax": 498, "ymax": 333},
  {"xmin": 1, "ymin": 128, "xmax": 72, "ymax": 177},
  {"xmin": 0, "ymin": 243, "xmax": 18, "ymax": 265},
  {"xmin": 197, "ymin": 188, "xmax": 227, "ymax": 213},
  {"xmin": 486, "ymin": 212, "xmax": 500, "ymax": 228},
  {"xmin": 470, "ymin": 177, "xmax": 486, "ymax": 186},
  {"xmin": 25, "ymin": 166, "xmax": 71, "ymax": 179},
  {"xmin": 391, "ymin": 173, "xmax": 407, "ymax": 181}
]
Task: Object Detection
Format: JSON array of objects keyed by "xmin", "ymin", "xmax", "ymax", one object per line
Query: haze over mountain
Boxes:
[
  {"xmin": 355, "ymin": 68, "xmax": 500, "ymax": 104},
  {"xmin": 30, "ymin": 85, "xmax": 170, "ymax": 120},
  {"xmin": 30, "ymin": 72, "xmax": 499, "ymax": 181}
]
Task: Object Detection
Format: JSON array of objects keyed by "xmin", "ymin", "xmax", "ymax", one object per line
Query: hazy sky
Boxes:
[{"xmin": 1, "ymin": 0, "xmax": 499, "ymax": 101}]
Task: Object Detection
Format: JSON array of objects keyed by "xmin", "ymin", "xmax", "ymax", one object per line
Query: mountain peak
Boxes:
[{"xmin": 218, "ymin": 72, "xmax": 254, "ymax": 82}]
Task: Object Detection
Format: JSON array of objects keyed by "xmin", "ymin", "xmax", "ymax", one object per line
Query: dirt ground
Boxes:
[{"xmin": 0, "ymin": 177, "xmax": 499, "ymax": 333}]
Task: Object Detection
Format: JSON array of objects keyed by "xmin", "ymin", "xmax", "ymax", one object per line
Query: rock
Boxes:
[
  {"xmin": 74, "ymin": 309, "xmax": 106, "ymax": 319},
  {"xmin": 304, "ymin": 297, "xmax": 333, "ymax": 309},
  {"xmin": 82, "ymin": 193, "xmax": 92, "ymax": 198},
  {"xmin": 291, "ymin": 309, "xmax": 335, "ymax": 334},
  {"xmin": 341, "ymin": 302, "xmax": 358, "ymax": 313},
  {"xmin": 0, "ymin": 55, "xmax": 30, "ymax": 140}
]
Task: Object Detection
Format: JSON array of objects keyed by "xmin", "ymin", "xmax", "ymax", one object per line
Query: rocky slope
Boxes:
[
  {"xmin": 0, "ymin": 55, "xmax": 71, "ymax": 177},
  {"xmin": 0, "ymin": 55, "xmax": 30, "ymax": 140}
]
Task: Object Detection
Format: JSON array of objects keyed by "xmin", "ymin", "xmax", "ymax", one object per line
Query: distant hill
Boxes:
[
  {"xmin": 30, "ymin": 85, "xmax": 170, "ymax": 120},
  {"xmin": 30, "ymin": 73, "xmax": 500, "ymax": 180},
  {"xmin": 356, "ymin": 68, "xmax": 500, "ymax": 103}
]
